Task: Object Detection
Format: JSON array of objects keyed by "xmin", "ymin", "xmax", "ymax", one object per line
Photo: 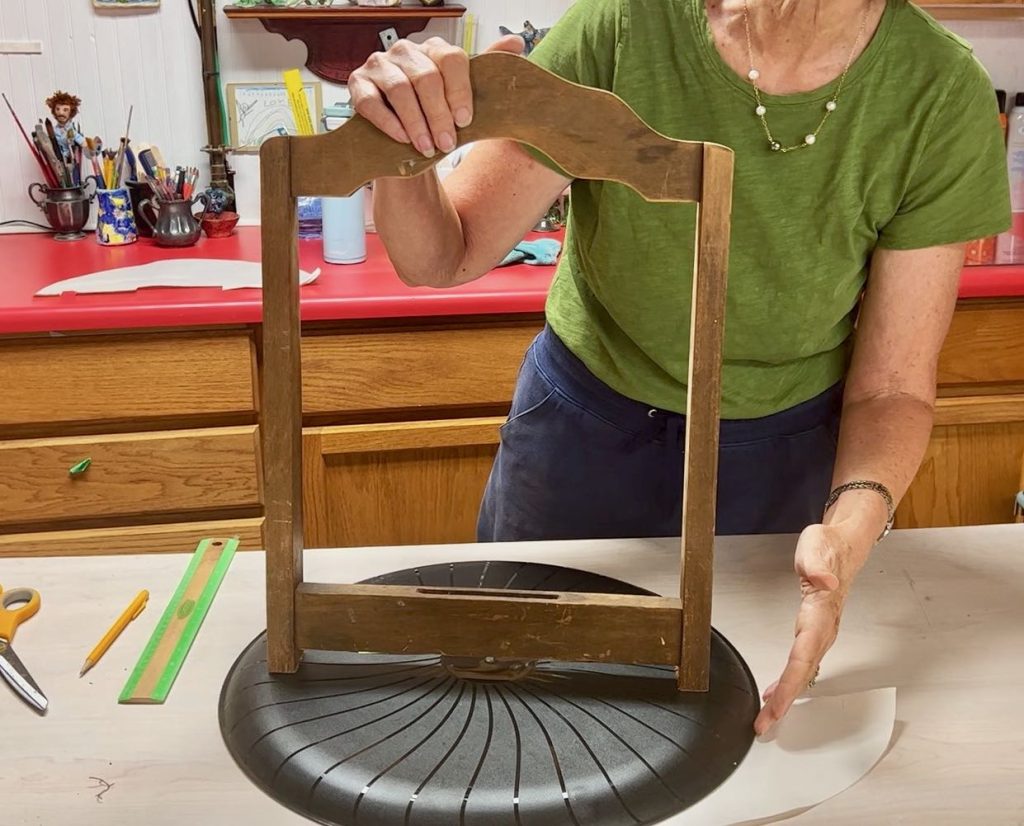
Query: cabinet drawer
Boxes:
[
  {"xmin": 938, "ymin": 303, "xmax": 1024, "ymax": 386},
  {"xmin": 0, "ymin": 518, "xmax": 265, "ymax": 558},
  {"xmin": 301, "ymin": 322, "xmax": 541, "ymax": 416},
  {"xmin": 304, "ymin": 419, "xmax": 502, "ymax": 548},
  {"xmin": 0, "ymin": 426, "xmax": 261, "ymax": 528},
  {"xmin": 0, "ymin": 332, "xmax": 257, "ymax": 431}
]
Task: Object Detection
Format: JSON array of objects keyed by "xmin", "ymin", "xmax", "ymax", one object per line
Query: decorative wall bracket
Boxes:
[{"xmin": 223, "ymin": 4, "xmax": 467, "ymax": 85}]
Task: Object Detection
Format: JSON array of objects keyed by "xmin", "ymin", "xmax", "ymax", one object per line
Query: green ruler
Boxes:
[{"xmin": 119, "ymin": 537, "xmax": 238, "ymax": 704}]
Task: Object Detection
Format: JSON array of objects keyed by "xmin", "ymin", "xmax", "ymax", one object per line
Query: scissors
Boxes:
[{"xmin": 0, "ymin": 584, "xmax": 48, "ymax": 714}]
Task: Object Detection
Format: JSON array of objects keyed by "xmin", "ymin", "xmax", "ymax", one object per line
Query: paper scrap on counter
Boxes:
[
  {"xmin": 672, "ymin": 688, "xmax": 896, "ymax": 825},
  {"xmin": 35, "ymin": 259, "xmax": 321, "ymax": 296}
]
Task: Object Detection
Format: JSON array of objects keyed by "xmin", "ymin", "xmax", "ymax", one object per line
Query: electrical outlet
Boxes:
[
  {"xmin": 0, "ymin": 41, "xmax": 43, "ymax": 55},
  {"xmin": 379, "ymin": 27, "xmax": 399, "ymax": 50}
]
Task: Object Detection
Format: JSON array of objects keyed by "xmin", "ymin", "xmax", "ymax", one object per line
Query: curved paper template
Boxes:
[
  {"xmin": 36, "ymin": 259, "xmax": 321, "ymax": 296},
  {"xmin": 676, "ymin": 688, "xmax": 897, "ymax": 824}
]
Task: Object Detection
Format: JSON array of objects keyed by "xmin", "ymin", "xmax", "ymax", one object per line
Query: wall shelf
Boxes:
[
  {"xmin": 223, "ymin": 3, "xmax": 467, "ymax": 84},
  {"xmin": 919, "ymin": 1, "xmax": 1024, "ymax": 20}
]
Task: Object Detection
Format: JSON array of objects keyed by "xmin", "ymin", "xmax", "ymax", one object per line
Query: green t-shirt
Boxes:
[{"xmin": 524, "ymin": 0, "xmax": 1011, "ymax": 418}]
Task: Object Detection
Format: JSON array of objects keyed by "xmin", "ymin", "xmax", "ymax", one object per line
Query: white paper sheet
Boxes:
[
  {"xmin": 35, "ymin": 259, "xmax": 321, "ymax": 296},
  {"xmin": 673, "ymin": 688, "xmax": 896, "ymax": 825}
]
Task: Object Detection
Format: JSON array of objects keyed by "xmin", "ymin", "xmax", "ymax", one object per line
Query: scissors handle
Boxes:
[{"xmin": 0, "ymin": 585, "xmax": 41, "ymax": 643}]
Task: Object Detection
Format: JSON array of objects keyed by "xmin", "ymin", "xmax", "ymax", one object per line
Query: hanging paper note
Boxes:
[{"xmin": 283, "ymin": 69, "xmax": 316, "ymax": 136}]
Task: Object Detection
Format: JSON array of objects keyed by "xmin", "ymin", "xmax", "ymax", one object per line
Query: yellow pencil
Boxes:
[{"xmin": 80, "ymin": 590, "xmax": 149, "ymax": 677}]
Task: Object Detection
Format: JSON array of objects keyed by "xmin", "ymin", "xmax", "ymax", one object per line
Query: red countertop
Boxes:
[
  {"xmin": 0, "ymin": 228, "xmax": 554, "ymax": 336},
  {"xmin": 0, "ymin": 228, "xmax": 1021, "ymax": 336}
]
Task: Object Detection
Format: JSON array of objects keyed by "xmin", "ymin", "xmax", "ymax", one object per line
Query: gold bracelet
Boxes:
[{"xmin": 824, "ymin": 480, "xmax": 895, "ymax": 543}]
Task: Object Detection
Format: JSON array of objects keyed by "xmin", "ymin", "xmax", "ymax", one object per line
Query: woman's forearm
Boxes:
[
  {"xmin": 824, "ymin": 392, "xmax": 935, "ymax": 567},
  {"xmin": 373, "ymin": 172, "xmax": 467, "ymax": 288}
]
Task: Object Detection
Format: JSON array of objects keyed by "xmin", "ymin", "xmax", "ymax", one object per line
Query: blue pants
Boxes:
[{"xmin": 478, "ymin": 326, "xmax": 842, "ymax": 541}]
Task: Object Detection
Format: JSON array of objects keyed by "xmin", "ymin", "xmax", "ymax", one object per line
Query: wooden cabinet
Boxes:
[
  {"xmin": 0, "ymin": 331, "xmax": 264, "ymax": 558},
  {"xmin": 298, "ymin": 318, "xmax": 537, "ymax": 549},
  {"xmin": 0, "ymin": 332, "xmax": 256, "ymax": 435},
  {"xmin": 897, "ymin": 300, "xmax": 1024, "ymax": 528},
  {"xmin": 301, "ymin": 321, "xmax": 540, "ymax": 418},
  {"xmin": 0, "ymin": 426, "xmax": 261, "ymax": 528},
  {"xmin": 0, "ymin": 518, "xmax": 265, "ymax": 558},
  {"xmin": 302, "ymin": 418, "xmax": 503, "ymax": 549},
  {"xmin": 1, "ymin": 299, "xmax": 1021, "ymax": 556}
]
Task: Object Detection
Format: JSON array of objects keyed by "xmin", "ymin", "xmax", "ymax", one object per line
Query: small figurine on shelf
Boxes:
[
  {"xmin": 45, "ymin": 90, "xmax": 92, "ymax": 159},
  {"xmin": 204, "ymin": 185, "xmax": 232, "ymax": 215},
  {"xmin": 498, "ymin": 20, "xmax": 550, "ymax": 55},
  {"xmin": 200, "ymin": 182, "xmax": 241, "ymax": 238}
]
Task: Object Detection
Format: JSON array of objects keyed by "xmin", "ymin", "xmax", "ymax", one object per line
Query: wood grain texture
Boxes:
[
  {"xmin": 260, "ymin": 137, "xmax": 303, "ymax": 674},
  {"xmin": 300, "ymin": 430, "xmax": 330, "ymax": 549},
  {"xmin": 0, "ymin": 518, "xmax": 264, "ymax": 558},
  {"xmin": 265, "ymin": 50, "xmax": 731, "ymax": 681},
  {"xmin": 0, "ymin": 427, "xmax": 261, "ymax": 527},
  {"xmin": 0, "ymin": 333, "xmax": 256, "ymax": 433},
  {"xmin": 679, "ymin": 143, "xmax": 734, "ymax": 692},
  {"xmin": 288, "ymin": 51, "xmax": 706, "ymax": 201},
  {"xmin": 313, "ymin": 419, "xmax": 502, "ymax": 547},
  {"xmin": 897, "ymin": 421, "xmax": 1024, "ymax": 528},
  {"xmin": 301, "ymin": 324, "xmax": 539, "ymax": 416},
  {"xmin": 222, "ymin": 7, "xmax": 466, "ymax": 85},
  {"xmin": 296, "ymin": 583, "xmax": 682, "ymax": 665},
  {"xmin": 319, "ymin": 417, "xmax": 501, "ymax": 454},
  {"xmin": 936, "ymin": 301, "xmax": 1024, "ymax": 386},
  {"xmin": 933, "ymin": 393, "xmax": 1024, "ymax": 427}
]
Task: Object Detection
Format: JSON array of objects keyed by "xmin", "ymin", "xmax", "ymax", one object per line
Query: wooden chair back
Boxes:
[{"xmin": 259, "ymin": 51, "xmax": 734, "ymax": 691}]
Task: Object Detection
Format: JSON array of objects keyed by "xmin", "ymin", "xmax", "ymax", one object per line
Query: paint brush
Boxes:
[
  {"xmin": 112, "ymin": 104, "xmax": 133, "ymax": 189},
  {"xmin": 136, "ymin": 146, "xmax": 158, "ymax": 180},
  {"xmin": 85, "ymin": 137, "xmax": 103, "ymax": 182},
  {"xmin": 148, "ymin": 143, "xmax": 166, "ymax": 171},
  {"xmin": 43, "ymin": 118, "xmax": 71, "ymax": 185},
  {"xmin": 34, "ymin": 123, "xmax": 67, "ymax": 187},
  {"xmin": 2, "ymin": 92, "xmax": 59, "ymax": 187}
]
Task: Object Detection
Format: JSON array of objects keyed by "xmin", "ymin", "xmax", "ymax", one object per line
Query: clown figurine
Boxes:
[{"xmin": 45, "ymin": 90, "xmax": 87, "ymax": 159}]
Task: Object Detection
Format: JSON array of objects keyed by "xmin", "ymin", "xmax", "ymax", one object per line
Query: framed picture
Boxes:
[
  {"xmin": 94, "ymin": 0, "xmax": 161, "ymax": 7},
  {"xmin": 226, "ymin": 81, "xmax": 324, "ymax": 154}
]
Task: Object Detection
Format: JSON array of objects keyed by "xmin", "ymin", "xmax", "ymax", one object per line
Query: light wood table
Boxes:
[{"xmin": 2, "ymin": 525, "xmax": 1022, "ymax": 825}]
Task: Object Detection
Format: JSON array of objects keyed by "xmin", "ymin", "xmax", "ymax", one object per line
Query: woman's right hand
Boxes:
[{"xmin": 348, "ymin": 34, "xmax": 525, "ymax": 159}]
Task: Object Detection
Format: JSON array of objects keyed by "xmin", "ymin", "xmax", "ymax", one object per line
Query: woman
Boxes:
[{"xmin": 347, "ymin": 0, "xmax": 1011, "ymax": 734}]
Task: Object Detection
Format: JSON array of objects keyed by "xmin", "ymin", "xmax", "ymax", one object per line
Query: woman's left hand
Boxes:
[{"xmin": 753, "ymin": 523, "xmax": 855, "ymax": 736}]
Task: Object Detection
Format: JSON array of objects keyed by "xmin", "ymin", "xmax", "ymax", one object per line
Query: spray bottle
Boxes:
[{"xmin": 996, "ymin": 92, "xmax": 1024, "ymax": 265}]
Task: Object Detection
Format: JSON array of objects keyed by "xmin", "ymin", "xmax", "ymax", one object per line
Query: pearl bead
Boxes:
[
  {"xmin": 755, "ymin": 105, "xmax": 766, "ymax": 116},
  {"xmin": 804, "ymin": 134, "xmax": 816, "ymax": 145},
  {"xmin": 825, "ymin": 100, "xmax": 838, "ymax": 112},
  {"xmin": 770, "ymin": 141, "xmax": 781, "ymax": 152},
  {"xmin": 747, "ymin": 68, "xmax": 760, "ymax": 81}
]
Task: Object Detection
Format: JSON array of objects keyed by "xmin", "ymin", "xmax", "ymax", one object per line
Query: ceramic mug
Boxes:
[
  {"xmin": 126, "ymin": 180, "xmax": 158, "ymax": 239},
  {"xmin": 95, "ymin": 187, "xmax": 138, "ymax": 246},
  {"xmin": 137, "ymin": 193, "xmax": 209, "ymax": 247}
]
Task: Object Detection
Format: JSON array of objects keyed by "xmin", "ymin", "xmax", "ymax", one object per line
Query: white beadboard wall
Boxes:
[{"xmin": 0, "ymin": 1, "xmax": 1021, "ymax": 231}]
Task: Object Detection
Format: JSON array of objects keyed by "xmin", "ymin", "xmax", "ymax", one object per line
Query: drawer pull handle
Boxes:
[{"xmin": 68, "ymin": 458, "xmax": 92, "ymax": 477}]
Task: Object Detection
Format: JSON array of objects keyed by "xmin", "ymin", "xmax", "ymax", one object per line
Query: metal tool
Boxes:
[{"xmin": 0, "ymin": 584, "xmax": 48, "ymax": 715}]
